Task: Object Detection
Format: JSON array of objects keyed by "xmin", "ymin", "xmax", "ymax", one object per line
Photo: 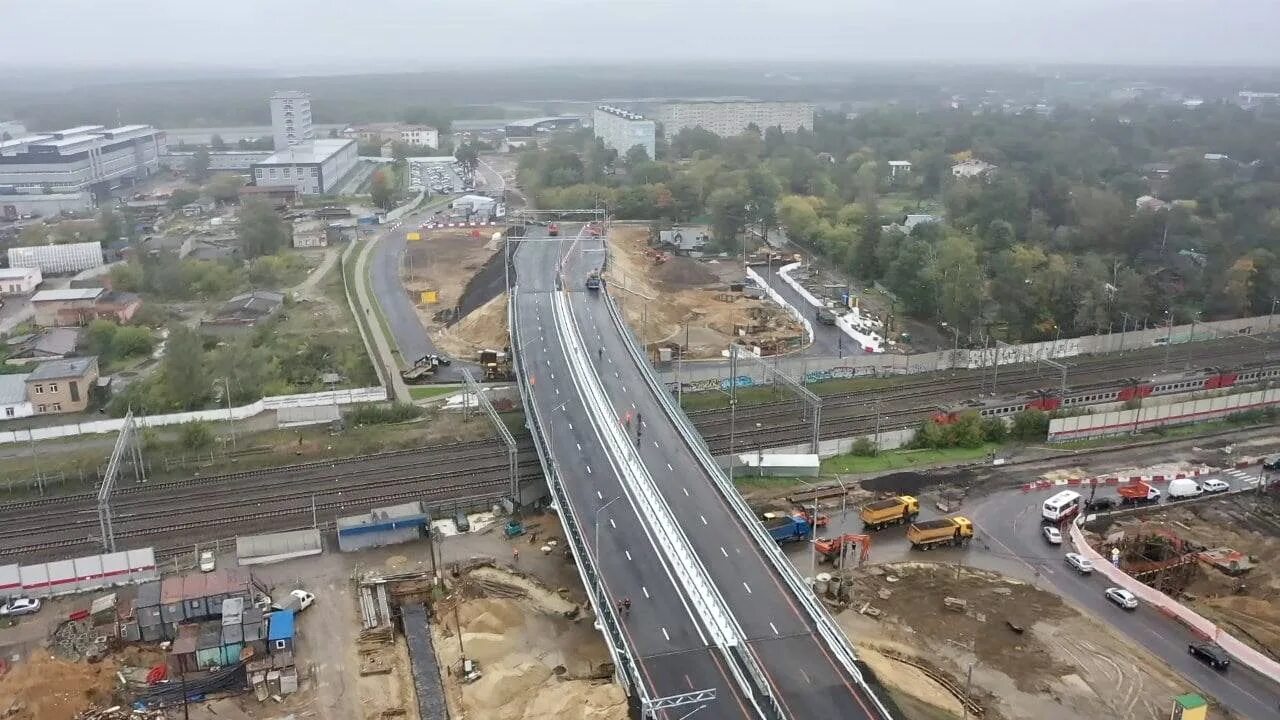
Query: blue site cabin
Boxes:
[{"xmin": 267, "ymin": 609, "xmax": 295, "ymax": 653}]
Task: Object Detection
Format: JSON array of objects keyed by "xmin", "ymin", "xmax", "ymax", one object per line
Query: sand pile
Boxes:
[
  {"xmin": 0, "ymin": 651, "xmax": 120, "ymax": 720},
  {"xmin": 434, "ymin": 292, "xmax": 510, "ymax": 359}
]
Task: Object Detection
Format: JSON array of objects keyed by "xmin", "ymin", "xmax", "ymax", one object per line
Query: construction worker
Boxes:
[
  {"xmin": 598, "ymin": 347, "xmax": 604, "ymax": 361},
  {"xmin": 512, "ymin": 547, "xmax": 520, "ymax": 563},
  {"xmin": 621, "ymin": 597, "xmax": 631, "ymax": 615}
]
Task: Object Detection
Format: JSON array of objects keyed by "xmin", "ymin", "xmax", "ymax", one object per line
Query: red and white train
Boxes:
[{"xmin": 932, "ymin": 365, "xmax": 1280, "ymax": 424}]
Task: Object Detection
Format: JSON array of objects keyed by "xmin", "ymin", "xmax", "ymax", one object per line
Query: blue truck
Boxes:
[{"xmin": 764, "ymin": 514, "xmax": 813, "ymax": 543}]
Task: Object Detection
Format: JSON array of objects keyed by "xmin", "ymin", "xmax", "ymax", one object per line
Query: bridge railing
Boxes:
[
  {"xmin": 601, "ymin": 287, "xmax": 894, "ymax": 719},
  {"xmin": 509, "ymin": 284, "xmax": 647, "ymax": 706}
]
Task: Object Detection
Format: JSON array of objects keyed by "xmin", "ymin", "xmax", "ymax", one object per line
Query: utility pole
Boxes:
[
  {"xmin": 1118, "ymin": 312, "xmax": 1130, "ymax": 354},
  {"xmin": 221, "ymin": 378, "xmax": 236, "ymax": 451},
  {"xmin": 1162, "ymin": 310, "xmax": 1174, "ymax": 372},
  {"xmin": 1186, "ymin": 312, "xmax": 1199, "ymax": 369}
]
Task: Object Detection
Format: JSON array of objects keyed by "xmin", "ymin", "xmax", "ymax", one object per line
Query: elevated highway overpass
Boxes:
[{"xmin": 511, "ymin": 223, "xmax": 894, "ymax": 719}]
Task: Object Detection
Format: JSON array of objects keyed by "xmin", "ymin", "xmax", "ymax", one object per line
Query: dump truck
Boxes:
[
  {"xmin": 1118, "ymin": 481, "xmax": 1161, "ymax": 506},
  {"xmin": 906, "ymin": 517, "xmax": 974, "ymax": 550},
  {"xmin": 478, "ymin": 349, "xmax": 514, "ymax": 381},
  {"xmin": 763, "ymin": 514, "xmax": 813, "ymax": 543},
  {"xmin": 859, "ymin": 495, "xmax": 919, "ymax": 531}
]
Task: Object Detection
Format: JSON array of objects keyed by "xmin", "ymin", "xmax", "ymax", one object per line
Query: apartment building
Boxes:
[
  {"xmin": 342, "ymin": 124, "xmax": 439, "ymax": 149},
  {"xmin": 251, "ymin": 139, "xmax": 357, "ymax": 195},
  {"xmin": 654, "ymin": 102, "xmax": 814, "ymax": 139},
  {"xmin": 270, "ymin": 91, "xmax": 314, "ymax": 150},
  {"xmin": 592, "ymin": 106, "xmax": 656, "ymax": 160}
]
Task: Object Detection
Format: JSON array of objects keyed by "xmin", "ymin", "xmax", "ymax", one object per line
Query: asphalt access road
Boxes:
[{"xmin": 753, "ymin": 263, "xmax": 869, "ymax": 359}]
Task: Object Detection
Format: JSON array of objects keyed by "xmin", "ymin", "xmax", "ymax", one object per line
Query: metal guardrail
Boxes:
[
  {"xmin": 509, "ymin": 284, "xmax": 646, "ymax": 705},
  {"xmin": 601, "ymin": 288, "xmax": 895, "ymax": 720}
]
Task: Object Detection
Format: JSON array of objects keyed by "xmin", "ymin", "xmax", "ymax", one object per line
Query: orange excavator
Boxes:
[{"xmin": 814, "ymin": 533, "xmax": 871, "ymax": 566}]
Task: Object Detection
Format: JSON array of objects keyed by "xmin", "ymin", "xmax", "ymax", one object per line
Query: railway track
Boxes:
[{"xmin": 690, "ymin": 336, "xmax": 1280, "ymax": 451}]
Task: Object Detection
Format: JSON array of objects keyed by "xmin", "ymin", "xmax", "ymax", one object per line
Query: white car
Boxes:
[
  {"xmin": 198, "ymin": 551, "xmax": 216, "ymax": 572},
  {"xmin": 1105, "ymin": 587, "xmax": 1139, "ymax": 610},
  {"xmin": 1042, "ymin": 525, "xmax": 1063, "ymax": 544},
  {"xmin": 271, "ymin": 589, "xmax": 316, "ymax": 613},
  {"xmin": 1064, "ymin": 552, "xmax": 1094, "ymax": 574},
  {"xmin": 0, "ymin": 597, "xmax": 42, "ymax": 616},
  {"xmin": 1201, "ymin": 479, "xmax": 1230, "ymax": 493}
]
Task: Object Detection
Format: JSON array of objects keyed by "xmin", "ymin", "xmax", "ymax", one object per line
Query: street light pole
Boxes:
[
  {"xmin": 221, "ymin": 377, "xmax": 236, "ymax": 451},
  {"xmin": 1118, "ymin": 312, "xmax": 1130, "ymax": 353},
  {"xmin": 1162, "ymin": 310, "xmax": 1174, "ymax": 372},
  {"xmin": 594, "ymin": 496, "xmax": 622, "ymax": 569}
]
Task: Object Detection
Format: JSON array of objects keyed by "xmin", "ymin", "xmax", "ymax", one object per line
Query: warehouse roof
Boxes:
[
  {"xmin": 0, "ymin": 267, "xmax": 38, "ymax": 279},
  {"xmin": 30, "ymin": 288, "xmax": 103, "ymax": 302},
  {"xmin": 28, "ymin": 356, "xmax": 97, "ymax": 381},
  {"xmin": 256, "ymin": 139, "xmax": 354, "ymax": 166}
]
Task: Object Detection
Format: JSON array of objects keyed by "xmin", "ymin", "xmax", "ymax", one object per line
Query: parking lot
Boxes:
[{"xmin": 408, "ymin": 159, "xmax": 470, "ymax": 195}]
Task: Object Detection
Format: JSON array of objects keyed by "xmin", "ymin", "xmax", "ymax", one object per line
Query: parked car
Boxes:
[
  {"xmin": 1167, "ymin": 478, "xmax": 1204, "ymax": 499},
  {"xmin": 454, "ymin": 510, "xmax": 471, "ymax": 532},
  {"xmin": 1188, "ymin": 642, "xmax": 1231, "ymax": 670},
  {"xmin": 0, "ymin": 597, "xmax": 42, "ymax": 616},
  {"xmin": 1042, "ymin": 525, "xmax": 1063, "ymax": 545},
  {"xmin": 199, "ymin": 551, "xmax": 216, "ymax": 572},
  {"xmin": 1084, "ymin": 497, "xmax": 1117, "ymax": 512},
  {"xmin": 1201, "ymin": 479, "xmax": 1230, "ymax": 494},
  {"xmin": 270, "ymin": 589, "xmax": 315, "ymax": 613},
  {"xmin": 1105, "ymin": 587, "xmax": 1139, "ymax": 610},
  {"xmin": 1263, "ymin": 455, "xmax": 1280, "ymax": 472},
  {"xmin": 1064, "ymin": 552, "xmax": 1094, "ymax": 574}
]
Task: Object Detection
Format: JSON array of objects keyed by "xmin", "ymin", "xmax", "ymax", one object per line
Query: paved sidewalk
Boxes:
[{"xmin": 351, "ymin": 233, "xmax": 410, "ymax": 403}]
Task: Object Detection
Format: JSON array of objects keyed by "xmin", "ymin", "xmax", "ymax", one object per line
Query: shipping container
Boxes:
[{"xmin": 122, "ymin": 621, "xmax": 141, "ymax": 642}]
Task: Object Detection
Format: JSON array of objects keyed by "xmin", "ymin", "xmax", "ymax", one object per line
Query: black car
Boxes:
[
  {"xmin": 1085, "ymin": 497, "xmax": 1117, "ymax": 512},
  {"xmin": 1188, "ymin": 642, "xmax": 1230, "ymax": 670},
  {"xmin": 1263, "ymin": 456, "xmax": 1280, "ymax": 472}
]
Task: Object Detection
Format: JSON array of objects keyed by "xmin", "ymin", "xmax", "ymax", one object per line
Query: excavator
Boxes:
[{"xmin": 813, "ymin": 533, "xmax": 871, "ymax": 567}]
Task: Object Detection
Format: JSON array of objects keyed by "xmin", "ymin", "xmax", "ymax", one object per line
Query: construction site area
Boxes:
[
  {"xmin": 834, "ymin": 563, "xmax": 1204, "ymax": 720},
  {"xmin": 1084, "ymin": 489, "xmax": 1280, "ymax": 661},
  {"xmin": 605, "ymin": 226, "xmax": 807, "ymax": 359},
  {"xmin": 400, "ymin": 227, "xmax": 511, "ymax": 360}
]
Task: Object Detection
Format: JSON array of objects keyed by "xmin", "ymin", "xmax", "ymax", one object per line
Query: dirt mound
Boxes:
[
  {"xmin": 434, "ymin": 292, "xmax": 510, "ymax": 359},
  {"xmin": 861, "ymin": 467, "xmax": 975, "ymax": 495},
  {"xmin": 655, "ymin": 255, "xmax": 718, "ymax": 288},
  {"xmin": 0, "ymin": 652, "xmax": 120, "ymax": 720}
]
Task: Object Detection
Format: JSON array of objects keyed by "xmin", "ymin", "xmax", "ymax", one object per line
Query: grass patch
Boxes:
[
  {"xmin": 821, "ymin": 443, "xmax": 1000, "ymax": 475},
  {"xmin": 410, "ymin": 385, "xmax": 461, "ymax": 400}
]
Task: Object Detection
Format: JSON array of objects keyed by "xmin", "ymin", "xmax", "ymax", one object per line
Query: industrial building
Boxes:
[
  {"xmin": 0, "ymin": 190, "xmax": 94, "ymax": 218},
  {"xmin": 251, "ymin": 139, "xmax": 356, "ymax": 195},
  {"xmin": 30, "ymin": 287, "xmax": 140, "ymax": 326},
  {"xmin": 0, "ymin": 266, "xmax": 41, "ymax": 294},
  {"xmin": 592, "ymin": 106, "xmax": 657, "ymax": 160},
  {"xmin": 0, "ymin": 374, "xmax": 33, "ymax": 419},
  {"xmin": 8, "ymin": 240, "xmax": 104, "ymax": 274},
  {"xmin": 0, "ymin": 124, "xmax": 164, "ymax": 198},
  {"xmin": 654, "ymin": 101, "xmax": 814, "ymax": 139},
  {"xmin": 341, "ymin": 123, "xmax": 439, "ymax": 149},
  {"xmin": 503, "ymin": 116, "xmax": 582, "ymax": 138},
  {"xmin": 159, "ymin": 149, "xmax": 271, "ymax": 172},
  {"xmin": 270, "ymin": 91, "xmax": 314, "ymax": 150}
]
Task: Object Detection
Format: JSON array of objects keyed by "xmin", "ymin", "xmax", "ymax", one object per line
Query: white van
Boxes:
[
  {"xmin": 1042, "ymin": 490, "xmax": 1081, "ymax": 522},
  {"xmin": 1167, "ymin": 478, "xmax": 1204, "ymax": 499}
]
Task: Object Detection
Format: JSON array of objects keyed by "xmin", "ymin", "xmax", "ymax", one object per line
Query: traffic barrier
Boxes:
[
  {"xmin": 1106, "ymin": 477, "xmax": 1119, "ymax": 484},
  {"xmin": 1151, "ymin": 475, "xmax": 1164, "ymax": 483}
]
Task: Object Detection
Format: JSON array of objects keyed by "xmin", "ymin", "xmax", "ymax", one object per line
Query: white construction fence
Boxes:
[
  {"xmin": 1048, "ymin": 387, "xmax": 1280, "ymax": 441},
  {"xmin": 0, "ymin": 547, "xmax": 157, "ymax": 598},
  {"xmin": 0, "ymin": 387, "xmax": 386, "ymax": 446}
]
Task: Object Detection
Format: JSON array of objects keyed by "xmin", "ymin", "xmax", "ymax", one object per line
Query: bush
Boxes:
[
  {"xmin": 1009, "ymin": 409, "xmax": 1050, "ymax": 441},
  {"xmin": 850, "ymin": 437, "xmax": 879, "ymax": 457},
  {"xmin": 346, "ymin": 402, "xmax": 424, "ymax": 425},
  {"xmin": 180, "ymin": 421, "xmax": 215, "ymax": 451},
  {"xmin": 981, "ymin": 417, "xmax": 1008, "ymax": 443}
]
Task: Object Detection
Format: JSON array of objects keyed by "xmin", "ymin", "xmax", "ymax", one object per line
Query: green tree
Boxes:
[
  {"xmin": 210, "ymin": 134, "xmax": 227, "ymax": 151},
  {"xmin": 454, "ymin": 141, "xmax": 480, "ymax": 179},
  {"xmin": 167, "ymin": 188, "xmax": 199, "ymax": 210},
  {"xmin": 160, "ymin": 324, "xmax": 206, "ymax": 409},
  {"xmin": 86, "ymin": 319, "xmax": 119, "ymax": 358},
  {"xmin": 186, "ymin": 147, "xmax": 211, "ymax": 181},
  {"xmin": 624, "ymin": 144, "xmax": 651, "ymax": 167},
  {"xmin": 238, "ymin": 200, "xmax": 288, "ymax": 259},
  {"xmin": 707, "ymin": 186, "xmax": 749, "ymax": 252},
  {"xmin": 180, "ymin": 421, "xmax": 215, "ymax": 451},
  {"xmin": 1010, "ymin": 409, "xmax": 1050, "ymax": 440},
  {"xmin": 112, "ymin": 326, "xmax": 155, "ymax": 358},
  {"xmin": 934, "ymin": 234, "xmax": 984, "ymax": 334},
  {"xmin": 205, "ymin": 174, "xmax": 245, "ymax": 204},
  {"xmin": 370, "ymin": 169, "xmax": 395, "ymax": 211},
  {"xmin": 99, "ymin": 208, "xmax": 124, "ymax": 244}
]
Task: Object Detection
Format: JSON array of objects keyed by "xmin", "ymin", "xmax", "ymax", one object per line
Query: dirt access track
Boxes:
[
  {"xmin": 402, "ymin": 228, "xmax": 510, "ymax": 359},
  {"xmin": 838, "ymin": 563, "xmax": 1210, "ymax": 720},
  {"xmin": 605, "ymin": 226, "xmax": 805, "ymax": 359}
]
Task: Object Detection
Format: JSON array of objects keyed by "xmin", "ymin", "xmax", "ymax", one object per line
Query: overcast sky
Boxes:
[{"xmin": 3, "ymin": 0, "xmax": 1278, "ymax": 71}]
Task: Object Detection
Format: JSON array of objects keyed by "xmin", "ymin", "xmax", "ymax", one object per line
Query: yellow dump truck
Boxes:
[
  {"xmin": 906, "ymin": 517, "xmax": 974, "ymax": 550},
  {"xmin": 859, "ymin": 495, "xmax": 919, "ymax": 531}
]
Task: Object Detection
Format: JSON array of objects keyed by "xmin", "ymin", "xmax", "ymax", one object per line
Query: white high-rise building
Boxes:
[
  {"xmin": 592, "ymin": 106, "xmax": 656, "ymax": 160},
  {"xmin": 655, "ymin": 101, "xmax": 814, "ymax": 139},
  {"xmin": 270, "ymin": 90, "xmax": 314, "ymax": 150}
]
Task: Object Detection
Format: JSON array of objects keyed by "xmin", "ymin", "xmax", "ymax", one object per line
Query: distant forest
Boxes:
[{"xmin": 3, "ymin": 63, "xmax": 1280, "ymax": 129}]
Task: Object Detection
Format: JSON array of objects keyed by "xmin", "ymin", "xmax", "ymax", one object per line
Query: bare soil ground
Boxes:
[
  {"xmin": 0, "ymin": 652, "xmax": 122, "ymax": 720},
  {"xmin": 432, "ymin": 564, "xmax": 627, "ymax": 720},
  {"xmin": 837, "ymin": 562, "xmax": 1203, "ymax": 720},
  {"xmin": 402, "ymin": 228, "xmax": 509, "ymax": 358},
  {"xmin": 606, "ymin": 227, "xmax": 805, "ymax": 358},
  {"xmin": 1099, "ymin": 493, "xmax": 1280, "ymax": 658}
]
